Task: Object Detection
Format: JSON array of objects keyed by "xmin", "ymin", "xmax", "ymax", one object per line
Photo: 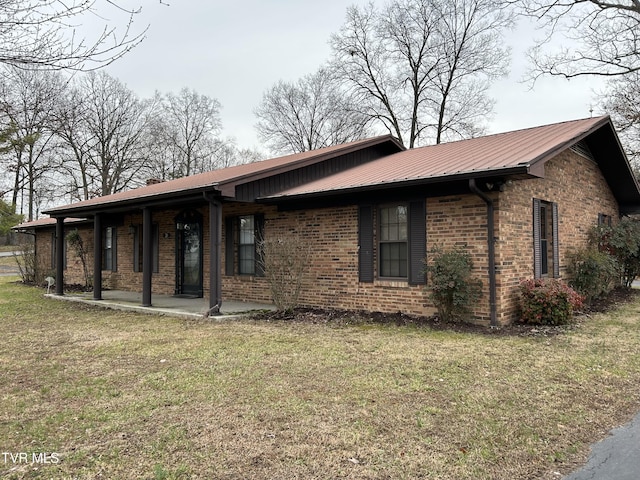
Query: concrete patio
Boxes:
[{"xmin": 47, "ymin": 289, "xmax": 276, "ymax": 320}]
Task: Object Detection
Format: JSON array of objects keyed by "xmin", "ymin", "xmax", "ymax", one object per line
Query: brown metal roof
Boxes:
[
  {"xmin": 44, "ymin": 135, "xmax": 403, "ymax": 217},
  {"xmin": 266, "ymin": 116, "xmax": 614, "ymax": 199},
  {"xmin": 39, "ymin": 116, "xmax": 640, "ymax": 217},
  {"xmin": 12, "ymin": 217, "xmax": 89, "ymax": 231}
]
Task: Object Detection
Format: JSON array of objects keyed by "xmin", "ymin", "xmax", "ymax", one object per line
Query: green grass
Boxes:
[{"xmin": 1, "ymin": 277, "xmax": 640, "ymax": 479}]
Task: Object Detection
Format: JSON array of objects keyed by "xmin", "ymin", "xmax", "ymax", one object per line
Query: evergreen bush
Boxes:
[
  {"xmin": 426, "ymin": 247, "xmax": 482, "ymax": 322},
  {"xmin": 567, "ymin": 248, "xmax": 618, "ymax": 304},
  {"xmin": 591, "ymin": 218, "xmax": 640, "ymax": 288}
]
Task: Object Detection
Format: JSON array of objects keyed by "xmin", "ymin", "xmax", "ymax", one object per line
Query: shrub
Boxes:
[
  {"xmin": 567, "ymin": 248, "xmax": 618, "ymax": 304},
  {"xmin": 66, "ymin": 229, "xmax": 91, "ymax": 290},
  {"xmin": 519, "ymin": 279, "xmax": 584, "ymax": 325},
  {"xmin": 257, "ymin": 231, "xmax": 310, "ymax": 312},
  {"xmin": 14, "ymin": 242, "xmax": 36, "ymax": 284},
  {"xmin": 426, "ymin": 247, "xmax": 482, "ymax": 322},
  {"xmin": 591, "ymin": 218, "xmax": 640, "ymax": 288}
]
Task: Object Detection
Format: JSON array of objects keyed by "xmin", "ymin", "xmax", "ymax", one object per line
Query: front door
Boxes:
[{"xmin": 175, "ymin": 210, "xmax": 203, "ymax": 297}]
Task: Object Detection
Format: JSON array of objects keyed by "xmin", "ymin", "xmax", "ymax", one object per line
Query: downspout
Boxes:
[{"xmin": 469, "ymin": 179, "xmax": 498, "ymax": 328}]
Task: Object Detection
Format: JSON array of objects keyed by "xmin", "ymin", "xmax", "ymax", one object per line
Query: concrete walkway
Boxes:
[
  {"xmin": 47, "ymin": 289, "xmax": 276, "ymax": 320},
  {"xmin": 563, "ymin": 411, "xmax": 640, "ymax": 480}
]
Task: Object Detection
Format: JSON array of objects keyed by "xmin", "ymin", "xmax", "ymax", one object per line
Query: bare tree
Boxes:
[
  {"xmin": 600, "ymin": 71, "xmax": 640, "ymax": 166},
  {"xmin": 511, "ymin": 1, "xmax": 640, "ymax": 166},
  {"xmin": 145, "ymin": 93, "xmax": 252, "ymax": 180},
  {"xmin": 52, "ymin": 82, "xmax": 94, "ymax": 200},
  {"xmin": 209, "ymin": 138, "xmax": 263, "ymax": 168},
  {"xmin": 330, "ymin": 0, "xmax": 512, "ymax": 147},
  {"xmin": 54, "ymin": 71, "xmax": 153, "ymax": 198},
  {"xmin": 154, "ymin": 87, "xmax": 223, "ymax": 177},
  {"xmin": 508, "ymin": 0, "xmax": 640, "ymax": 79},
  {"xmin": 0, "ymin": 66, "xmax": 65, "ymax": 220},
  {"xmin": 234, "ymin": 146, "xmax": 264, "ymax": 165},
  {"xmin": 0, "ymin": 0, "xmax": 149, "ymax": 70},
  {"xmin": 424, "ymin": 1, "xmax": 512, "ymax": 143},
  {"xmin": 255, "ymin": 67, "xmax": 372, "ymax": 154}
]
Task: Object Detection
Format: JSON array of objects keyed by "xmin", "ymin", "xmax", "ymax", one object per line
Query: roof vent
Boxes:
[{"xmin": 570, "ymin": 140, "xmax": 595, "ymax": 162}]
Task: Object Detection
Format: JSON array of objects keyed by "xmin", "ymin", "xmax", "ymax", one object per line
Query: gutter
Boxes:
[{"xmin": 469, "ymin": 179, "xmax": 498, "ymax": 328}]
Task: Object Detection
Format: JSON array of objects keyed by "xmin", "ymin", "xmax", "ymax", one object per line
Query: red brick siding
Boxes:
[
  {"xmin": 495, "ymin": 150, "xmax": 619, "ymax": 322},
  {"xmin": 44, "ymin": 149, "xmax": 620, "ymax": 325},
  {"xmin": 426, "ymin": 195, "xmax": 494, "ymax": 323}
]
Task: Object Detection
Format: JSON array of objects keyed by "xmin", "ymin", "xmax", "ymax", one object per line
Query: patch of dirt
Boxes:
[
  {"xmin": 251, "ymin": 307, "xmax": 566, "ymax": 337},
  {"xmin": 252, "ymin": 287, "xmax": 640, "ymax": 338},
  {"xmin": 586, "ymin": 286, "xmax": 640, "ymax": 313}
]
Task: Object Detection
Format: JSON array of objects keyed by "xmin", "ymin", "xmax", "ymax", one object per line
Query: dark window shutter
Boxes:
[
  {"xmin": 408, "ymin": 200, "xmax": 426, "ymax": 285},
  {"xmin": 133, "ymin": 226, "xmax": 141, "ymax": 273},
  {"xmin": 552, "ymin": 202, "xmax": 560, "ymax": 278},
  {"xmin": 533, "ymin": 198, "xmax": 542, "ymax": 279},
  {"xmin": 225, "ymin": 217, "xmax": 234, "ymax": 276},
  {"xmin": 111, "ymin": 228, "xmax": 117, "ymax": 272},
  {"xmin": 359, "ymin": 205, "xmax": 374, "ymax": 283},
  {"xmin": 254, "ymin": 214, "xmax": 265, "ymax": 277},
  {"xmin": 51, "ymin": 232, "xmax": 56, "ymax": 269},
  {"xmin": 153, "ymin": 223, "xmax": 160, "ymax": 273}
]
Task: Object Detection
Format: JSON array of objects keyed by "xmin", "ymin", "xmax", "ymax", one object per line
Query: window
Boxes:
[
  {"xmin": 598, "ymin": 213, "xmax": 613, "ymax": 227},
  {"xmin": 238, "ymin": 215, "xmax": 256, "ymax": 275},
  {"xmin": 133, "ymin": 224, "xmax": 159, "ymax": 273},
  {"xmin": 103, "ymin": 226, "xmax": 117, "ymax": 271},
  {"xmin": 533, "ymin": 199, "xmax": 559, "ymax": 278},
  {"xmin": 359, "ymin": 201, "xmax": 426, "ymax": 284},
  {"xmin": 225, "ymin": 214, "xmax": 265, "ymax": 276},
  {"xmin": 379, "ymin": 205, "xmax": 408, "ymax": 278}
]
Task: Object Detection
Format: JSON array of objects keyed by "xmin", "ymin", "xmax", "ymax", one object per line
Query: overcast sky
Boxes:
[{"xmin": 101, "ymin": 0, "xmax": 605, "ymax": 153}]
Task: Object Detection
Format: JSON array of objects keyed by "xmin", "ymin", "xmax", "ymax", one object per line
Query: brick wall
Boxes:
[
  {"xmin": 35, "ymin": 226, "xmax": 94, "ymax": 287},
  {"xmin": 106, "ymin": 208, "xmax": 220, "ymax": 296},
  {"xmin": 426, "ymin": 194, "xmax": 494, "ymax": 323},
  {"xmin": 41, "ymin": 148, "xmax": 620, "ymax": 325},
  {"xmin": 495, "ymin": 149, "xmax": 619, "ymax": 323},
  {"xmin": 34, "ymin": 229, "xmax": 56, "ymax": 284},
  {"xmin": 222, "ymin": 203, "xmax": 430, "ymax": 315}
]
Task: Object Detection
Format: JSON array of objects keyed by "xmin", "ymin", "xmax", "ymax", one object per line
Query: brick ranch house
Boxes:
[{"xmin": 14, "ymin": 116, "xmax": 640, "ymax": 325}]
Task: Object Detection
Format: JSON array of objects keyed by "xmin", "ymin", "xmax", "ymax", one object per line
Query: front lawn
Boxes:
[{"xmin": 1, "ymin": 277, "xmax": 640, "ymax": 479}]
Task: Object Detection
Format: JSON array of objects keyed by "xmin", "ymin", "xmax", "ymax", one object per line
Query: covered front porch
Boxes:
[
  {"xmin": 50, "ymin": 188, "xmax": 227, "ymax": 313},
  {"xmin": 47, "ymin": 289, "xmax": 275, "ymax": 320}
]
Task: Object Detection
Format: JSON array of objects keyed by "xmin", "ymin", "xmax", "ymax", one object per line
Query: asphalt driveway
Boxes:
[
  {"xmin": 564, "ymin": 410, "xmax": 640, "ymax": 480},
  {"xmin": 0, "ymin": 251, "xmax": 19, "ymax": 277}
]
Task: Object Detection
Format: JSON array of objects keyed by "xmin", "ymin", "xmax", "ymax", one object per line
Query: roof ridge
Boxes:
[{"xmin": 412, "ymin": 116, "xmax": 610, "ymax": 151}]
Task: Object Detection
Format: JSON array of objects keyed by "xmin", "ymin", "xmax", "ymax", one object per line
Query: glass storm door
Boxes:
[{"xmin": 176, "ymin": 211, "xmax": 203, "ymax": 297}]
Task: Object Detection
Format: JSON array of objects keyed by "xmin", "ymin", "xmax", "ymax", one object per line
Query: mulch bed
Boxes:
[{"xmin": 252, "ymin": 287, "xmax": 640, "ymax": 338}]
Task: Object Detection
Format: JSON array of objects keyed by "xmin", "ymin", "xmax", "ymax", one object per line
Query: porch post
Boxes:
[
  {"xmin": 142, "ymin": 207, "xmax": 153, "ymax": 307},
  {"xmin": 93, "ymin": 213, "xmax": 102, "ymax": 300},
  {"xmin": 55, "ymin": 217, "xmax": 65, "ymax": 295},
  {"xmin": 208, "ymin": 197, "xmax": 222, "ymax": 314}
]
